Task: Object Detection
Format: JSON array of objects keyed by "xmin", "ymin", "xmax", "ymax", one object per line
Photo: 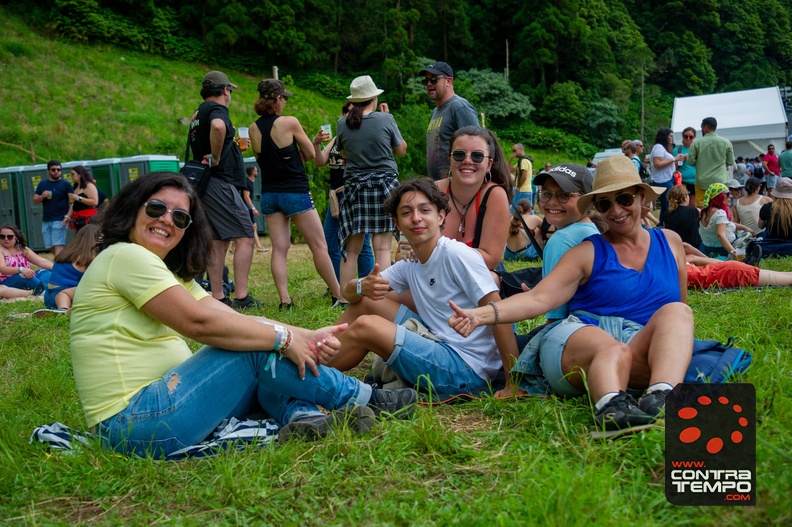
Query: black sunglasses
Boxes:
[
  {"xmin": 421, "ymin": 76, "xmax": 446, "ymax": 85},
  {"xmin": 539, "ymin": 190, "xmax": 577, "ymax": 204},
  {"xmin": 143, "ymin": 200, "xmax": 192, "ymax": 230},
  {"xmin": 0, "ymin": 234, "xmax": 16, "ymax": 240},
  {"xmin": 451, "ymin": 150, "xmax": 489, "ymax": 164},
  {"xmin": 592, "ymin": 191, "xmax": 640, "ymax": 214},
  {"xmin": 49, "ymin": 167, "xmax": 62, "ymax": 172}
]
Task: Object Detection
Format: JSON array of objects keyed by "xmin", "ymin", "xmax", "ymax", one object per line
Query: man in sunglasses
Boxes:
[
  {"xmin": 419, "ymin": 62, "xmax": 478, "ymax": 180},
  {"xmin": 188, "ymin": 71, "xmax": 262, "ymax": 310},
  {"xmin": 32, "ymin": 159, "xmax": 73, "ymax": 256}
]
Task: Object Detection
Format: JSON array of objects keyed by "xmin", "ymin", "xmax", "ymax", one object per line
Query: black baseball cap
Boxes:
[
  {"xmin": 533, "ymin": 163, "xmax": 593, "ymax": 194},
  {"xmin": 418, "ymin": 62, "xmax": 454, "ymax": 78}
]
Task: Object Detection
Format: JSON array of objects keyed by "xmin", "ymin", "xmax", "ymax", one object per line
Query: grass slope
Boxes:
[{"xmin": 0, "ymin": 247, "xmax": 790, "ymax": 526}]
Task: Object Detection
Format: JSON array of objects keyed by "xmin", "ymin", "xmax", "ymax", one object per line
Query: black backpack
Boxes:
[{"xmin": 638, "ymin": 160, "xmax": 651, "ymax": 183}]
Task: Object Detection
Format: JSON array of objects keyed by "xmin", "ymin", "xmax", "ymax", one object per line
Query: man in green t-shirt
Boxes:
[
  {"xmin": 688, "ymin": 117, "xmax": 734, "ymax": 206},
  {"xmin": 778, "ymin": 141, "xmax": 792, "ymax": 178}
]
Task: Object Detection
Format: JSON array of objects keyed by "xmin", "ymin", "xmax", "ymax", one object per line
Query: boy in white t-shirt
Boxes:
[{"xmin": 330, "ymin": 178, "xmax": 519, "ymax": 396}]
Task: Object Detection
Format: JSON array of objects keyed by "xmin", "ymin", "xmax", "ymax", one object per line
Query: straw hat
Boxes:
[
  {"xmin": 576, "ymin": 155, "xmax": 665, "ymax": 214},
  {"xmin": 347, "ymin": 75, "xmax": 384, "ymax": 102}
]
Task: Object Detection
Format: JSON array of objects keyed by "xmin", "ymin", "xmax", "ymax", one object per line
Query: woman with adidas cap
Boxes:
[{"xmin": 449, "ymin": 155, "xmax": 694, "ymax": 433}]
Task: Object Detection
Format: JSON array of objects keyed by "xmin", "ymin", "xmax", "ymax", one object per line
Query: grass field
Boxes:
[{"xmin": 0, "ymin": 242, "xmax": 790, "ymax": 526}]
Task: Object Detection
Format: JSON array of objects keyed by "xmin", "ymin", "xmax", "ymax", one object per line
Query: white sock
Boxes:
[
  {"xmin": 645, "ymin": 382, "xmax": 673, "ymax": 395},
  {"xmin": 595, "ymin": 392, "xmax": 620, "ymax": 411}
]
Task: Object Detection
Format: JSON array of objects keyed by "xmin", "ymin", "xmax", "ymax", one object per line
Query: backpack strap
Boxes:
[
  {"xmin": 517, "ymin": 212, "xmax": 543, "ymax": 259},
  {"xmin": 471, "ymin": 185, "xmax": 497, "ymax": 249}
]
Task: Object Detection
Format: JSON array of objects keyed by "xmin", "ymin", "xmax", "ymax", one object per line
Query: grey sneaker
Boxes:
[
  {"xmin": 639, "ymin": 389, "xmax": 671, "ymax": 417},
  {"xmin": 232, "ymin": 295, "xmax": 263, "ymax": 310},
  {"xmin": 594, "ymin": 391, "xmax": 655, "ymax": 431},
  {"xmin": 278, "ymin": 406, "xmax": 375, "ymax": 442},
  {"xmin": 368, "ymin": 388, "xmax": 418, "ymax": 419}
]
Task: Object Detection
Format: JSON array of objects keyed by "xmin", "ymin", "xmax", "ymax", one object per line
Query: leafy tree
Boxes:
[
  {"xmin": 456, "ymin": 68, "xmax": 533, "ymax": 126},
  {"xmin": 539, "ymin": 81, "xmax": 588, "ymax": 135}
]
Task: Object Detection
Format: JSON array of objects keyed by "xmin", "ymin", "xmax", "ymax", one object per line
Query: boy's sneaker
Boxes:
[
  {"xmin": 594, "ymin": 391, "xmax": 655, "ymax": 431},
  {"xmin": 368, "ymin": 387, "xmax": 418, "ymax": 419},
  {"xmin": 744, "ymin": 242, "xmax": 762, "ymax": 267},
  {"xmin": 232, "ymin": 295, "xmax": 263, "ymax": 310},
  {"xmin": 278, "ymin": 406, "xmax": 376, "ymax": 442},
  {"xmin": 32, "ymin": 283, "xmax": 45, "ymax": 296},
  {"xmin": 638, "ymin": 389, "xmax": 671, "ymax": 417},
  {"xmin": 330, "ymin": 297, "xmax": 349, "ymax": 309},
  {"xmin": 33, "ymin": 308, "xmax": 68, "ymax": 317}
]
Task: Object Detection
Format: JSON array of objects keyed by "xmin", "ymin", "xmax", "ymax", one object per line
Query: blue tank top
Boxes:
[
  {"xmin": 49, "ymin": 262, "xmax": 84, "ymax": 289},
  {"xmin": 569, "ymin": 229, "xmax": 680, "ymax": 326}
]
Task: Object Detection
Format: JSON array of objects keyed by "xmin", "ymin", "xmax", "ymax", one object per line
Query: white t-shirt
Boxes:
[
  {"xmin": 382, "ymin": 236, "xmax": 501, "ymax": 381},
  {"xmin": 650, "ymin": 143, "xmax": 676, "ymax": 184}
]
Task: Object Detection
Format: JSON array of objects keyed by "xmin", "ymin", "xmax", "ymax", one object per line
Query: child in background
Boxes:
[{"xmin": 36, "ymin": 224, "xmax": 101, "ymax": 315}]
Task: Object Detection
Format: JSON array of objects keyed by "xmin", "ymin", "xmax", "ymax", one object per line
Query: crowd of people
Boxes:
[{"xmin": 7, "ymin": 67, "xmax": 790, "ymax": 458}]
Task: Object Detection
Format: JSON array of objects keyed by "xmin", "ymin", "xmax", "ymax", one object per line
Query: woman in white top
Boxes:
[
  {"xmin": 699, "ymin": 183, "xmax": 753, "ymax": 257},
  {"xmin": 733, "ymin": 177, "xmax": 771, "ymax": 234},
  {"xmin": 649, "ymin": 127, "xmax": 685, "ymax": 226}
]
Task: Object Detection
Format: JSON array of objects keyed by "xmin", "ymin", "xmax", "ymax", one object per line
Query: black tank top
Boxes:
[{"xmin": 255, "ymin": 115, "xmax": 309, "ymax": 193}]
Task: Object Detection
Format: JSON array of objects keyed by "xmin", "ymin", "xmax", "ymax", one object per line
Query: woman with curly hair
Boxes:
[{"xmin": 664, "ymin": 185, "xmax": 701, "ymax": 247}]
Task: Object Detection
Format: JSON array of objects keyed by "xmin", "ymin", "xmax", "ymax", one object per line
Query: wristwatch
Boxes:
[
  {"xmin": 77, "ymin": 195, "xmax": 82, "ymax": 202},
  {"xmin": 17, "ymin": 267, "xmax": 23, "ymax": 275}
]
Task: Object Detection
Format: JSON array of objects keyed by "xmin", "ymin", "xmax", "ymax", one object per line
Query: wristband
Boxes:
[
  {"xmin": 77, "ymin": 195, "xmax": 82, "ymax": 202},
  {"xmin": 488, "ymin": 301, "xmax": 500, "ymax": 325},
  {"xmin": 209, "ymin": 154, "xmax": 219, "ymax": 165},
  {"xmin": 272, "ymin": 324, "xmax": 287, "ymax": 352},
  {"xmin": 356, "ymin": 278, "xmax": 363, "ymax": 296}
]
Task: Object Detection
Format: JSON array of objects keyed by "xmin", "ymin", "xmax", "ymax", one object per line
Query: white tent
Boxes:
[{"xmin": 671, "ymin": 87, "xmax": 788, "ymax": 159}]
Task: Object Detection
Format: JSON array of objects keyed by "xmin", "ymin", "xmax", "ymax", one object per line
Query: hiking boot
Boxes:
[
  {"xmin": 217, "ymin": 296, "xmax": 233, "ymax": 307},
  {"xmin": 368, "ymin": 387, "xmax": 418, "ymax": 419},
  {"xmin": 594, "ymin": 391, "xmax": 655, "ymax": 431},
  {"xmin": 278, "ymin": 406, "xmax": 376, "ymax": 442},
  {"xmin": 232, "ymin": 295, "xmax": 263, "ymax": 310},
  {"xmin": 744, "ymin": 242, "xmax": 762, "ymax": 267},
  {"xmin": 639, "ymin": 388, "xmax": 671, "ymax": 417}
]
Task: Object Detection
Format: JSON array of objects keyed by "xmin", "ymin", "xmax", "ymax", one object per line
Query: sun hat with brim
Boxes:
[
  {"xmin": 576, "ymin": 155, "xmax": 664, "ymax": 214},
  {"xmin": 702, "ymin": 183, "xmax": 728, "ymax": 207},
  {"xmin": 347, "ymin": 75, "xmax": 384, "ymax": 102},
  {"xmin": 771, "ymin": 177, "xmax": 792, "ymax": 199}
]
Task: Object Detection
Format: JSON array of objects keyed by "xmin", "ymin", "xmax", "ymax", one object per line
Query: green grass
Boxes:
[{"xmin": 0, "ymin": 246, "xmax": 790, "ymax": 526}]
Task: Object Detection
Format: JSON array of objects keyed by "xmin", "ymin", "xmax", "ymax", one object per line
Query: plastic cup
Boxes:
[
  {"xmin": 321, "ymin": 124, "xmax": 332, "ymax": 140},
  {"xmin": 736, "ymin": 247, "xmax": 745, "ymax": 261},
  {"xmin": 237, "ymin": 127, "xmax": 250, "ymax": 151},
  {"xmin": 238, "ymin": 127, "xmax": 249, "ymax": 139}
]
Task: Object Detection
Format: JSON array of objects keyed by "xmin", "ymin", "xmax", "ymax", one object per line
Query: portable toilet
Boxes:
[
  {"xmin": 17, "ymin": 163, "xmax": 51, "ymax": 250},
  {"xmin": 116, "ymin": 155, "xmax": 180, "ymax": 192},
  {"xmin": 85, "ymin": 157, "xmax": 120, "ymax": 202},
  {"xmin": 243, "ymin": 157, "xmax": 267, "ymax": 235},
  {"xmin": 0, "ymin": 166, "xmax": 22, "ymax": 227}
]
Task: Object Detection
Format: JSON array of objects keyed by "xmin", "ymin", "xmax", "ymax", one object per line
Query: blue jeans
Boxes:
[
  {"xmin": 42, "ymin": 220, "xmax": 67, "ymax": 248},
  {"xmin": 261, "ymin": 192, "xmax": 315, "ymax": 217},
  {"xmin": 1, "ymin": 269, "xmax": 50, "ymax": 291},
  {"xmin": 652, "ymin": 179, "xmax": 674, "ymax": 226},
  {"xmin": 324, "ymin": 206, "xmax": 374, "ymax": 281},
  {"xmin": 97, "ymin": 346, "xmax": 372, "ymax": 458}
]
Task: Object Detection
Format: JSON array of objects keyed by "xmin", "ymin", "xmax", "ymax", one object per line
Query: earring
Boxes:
[
  {"xmin": 484, "ymin": 171, "xmax": 492, "ymax": 183},
  {"xmin": 448, "ymin": 168, "xmax": 453, "ymax": 181}
]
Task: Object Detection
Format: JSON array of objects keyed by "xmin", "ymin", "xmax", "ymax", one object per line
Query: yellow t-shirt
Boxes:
[
  {"xmin": 70, "ymin": 242, "xmax": 209, "ymax": 427},
  {"xmin": 517, "ymin": 157, "xmax": 533, "ymax": 192}
]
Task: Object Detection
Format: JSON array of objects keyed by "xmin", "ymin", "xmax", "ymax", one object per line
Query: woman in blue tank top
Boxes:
[{"xmin": 449, "ymin": 155, "xmax": 694, "ymax": 434}]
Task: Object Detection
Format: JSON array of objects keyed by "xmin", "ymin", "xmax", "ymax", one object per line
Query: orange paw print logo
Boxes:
[{"xmin": 677, "ymin": 394, "xmax": 749, "ymax": 454}]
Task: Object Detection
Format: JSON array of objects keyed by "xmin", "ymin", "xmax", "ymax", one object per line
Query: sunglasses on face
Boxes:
[
  {"xmin": 143, "ymin": 200, "xmax": 193, "ymax": 230},
  {"xmin": 683, "ymin": 134, "xmax": 695, "ymax": 139},
  {"xmin": 451, "ymin": 150, "xmax": 489, "ymax": 164},
  {"xmin": 593, "ymin": 191, "xmax": 640, "ymax": 214},
  {"xmin": 49, "ymin": 168, "xmax": 62, "ymax": 172},
  {"xmin": 0, "ymin": 234, "xmax": 16, "ymax": 240},
  {"xmin": 539, "ymin": 190, "xmax": 577, "ymax": 204},
  {"xmin": 421, "ymin": 76, "xmax": 446, "ymax": 85}
]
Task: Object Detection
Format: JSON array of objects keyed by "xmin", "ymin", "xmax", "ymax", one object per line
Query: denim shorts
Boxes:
[
  {"xmin": 42, "ymin": 220, "xmax": 67, "ymax": 247},
  {"xmin": 261, "ymin": 192, "xmax": 315, "ymax": 217},
  {"xmin": 386, "ymin": 305, "xmax": 489, "ymax": 396}
]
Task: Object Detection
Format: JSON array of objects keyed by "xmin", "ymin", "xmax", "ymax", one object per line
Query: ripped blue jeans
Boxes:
[{"xmin": 97, "ymin": 346, "xmax": 372, "ymax": 458}]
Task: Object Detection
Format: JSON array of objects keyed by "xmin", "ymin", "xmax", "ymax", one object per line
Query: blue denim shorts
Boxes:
[
  {"xmin": 42, "ymin": 220, "xmax": 67, "ymax": 247},
  {"xmin": 386, "ymin": 305, "xmax": 489, "ymax": 396},
  {"xmin": 261, "ymin": 192, "xmax": 315, "ymax": 217}
]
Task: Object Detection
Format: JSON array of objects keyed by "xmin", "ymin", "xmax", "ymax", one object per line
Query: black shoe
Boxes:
[
  {"xmin": 278, "ymin": 301, "xmax": 295, "ymax": 311},
  {"xmin": 744, "ymin": 242, "xmax": 762, "ymax": 267},
  {"xmin": 330, "ymin": 297, "xmax": 349, "ymax": 309},
  {"xmin": 639, "ymin": 388, "xmax": 671, "ymax": 417},
  {"xmin": 594, "ymin": 391, "xmax": 655, "ymax": 431},
  {"xmin": 217, "ymin": 296, "xmax": 233, "ymax": 307},
  {"xmin": 232, "ymin": 295, "xmax": 263, "ymax": 310},
  {"xmin": 368, "ymin": 387, "xmax": 418, "ymax": 419},
  {"xmin": 278, "ymin": 406, "xmax": 375, "ymax": 442},
  {"xmin": 32, "ymin": 282, "xmax": 45, "ymax": 296}
]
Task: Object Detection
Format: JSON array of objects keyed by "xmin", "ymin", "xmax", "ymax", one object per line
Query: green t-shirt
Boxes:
[
  {"xmin": 778, "ymin": 149, "xmax": 792, "ymax": 178},
  {"xmin": 687, "ymin": 132, "xmax": 735, "ymax": 189},
  {"xmin": 71, "ymin": 242, "xmax": 209, "ymax": 427}
]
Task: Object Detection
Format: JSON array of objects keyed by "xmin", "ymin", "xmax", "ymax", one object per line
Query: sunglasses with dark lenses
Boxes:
[
  {"xmin": 539, "ymin": 190, "xmax": 576, "ymax": 204},
  {"xmin": 421, "ymin": 76, "xmax": 445, "ymax": 85},
  {"xmin": 143, "ymin": 200, "xmax": 192, "ymax": 230},
  {"xmin": 592, "ymin": 191, "xmax": 640, "ymax": 214},
  {"xmin": 49, "ymin": 168, "xmax": 62, "ymax": 172},
  {"xmin": 0, "ymin": 234, "xmax": 16, "ymax": 240},
  {"xmin": 683, "ymin": 134, "xmax": 695, "ymax": 139},
  {"xmin": 451, "ymin": 150, "xmax": 489, "ymax": 163}
]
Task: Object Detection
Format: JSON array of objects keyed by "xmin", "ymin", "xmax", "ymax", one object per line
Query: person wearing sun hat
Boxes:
[
  {"xmin": 336, "ymin": 76, "xmax": 407, "ymax": 300},
  {"xmin": 699, "ymin": 182, "xmax": 754, "ymax": 258},
  {"xmin": 756, "ymin": 176, "xmax": 792, "ymax": 250},
  {"xmin": 449, "ymin": 154, "xmax": 693, "ymax": 433}
]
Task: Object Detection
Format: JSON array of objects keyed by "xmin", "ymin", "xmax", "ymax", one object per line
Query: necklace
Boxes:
[{"xmin": 448, "ymin": 185, "xmax": 478, "ymax": 237}]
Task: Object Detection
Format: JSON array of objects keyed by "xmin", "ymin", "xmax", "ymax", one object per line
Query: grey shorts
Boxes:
[{"xmin": 201, "ymin": 178, "xmax": 255, "ymax": 241}]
